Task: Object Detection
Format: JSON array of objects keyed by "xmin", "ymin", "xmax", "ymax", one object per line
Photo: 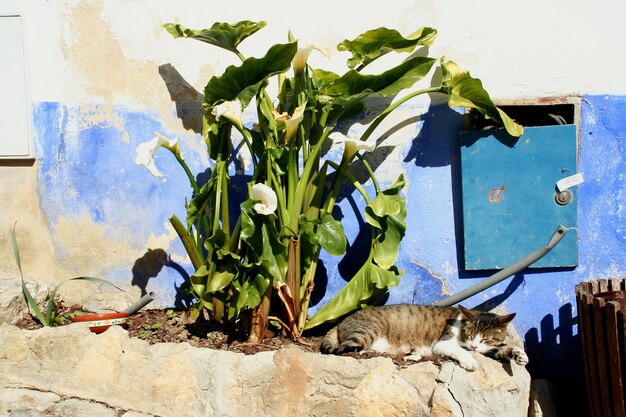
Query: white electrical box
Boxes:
[{"xmin": 0, "ymin": 15, "xmax": 33, "ymax": 159}]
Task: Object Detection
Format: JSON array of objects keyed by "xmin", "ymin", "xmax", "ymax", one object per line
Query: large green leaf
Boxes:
[
  {"xmin": 317, "ymin": 213, "xmax": 347, "ymax": 257},
  {"xmin": 11, "ymin": 223, "xmax": 45, "ymax": 324},
  {"xmin": 241, "ymin": 200, "xmax": 288, "ymax": 282},
  {"xmin": 319, "ymin": 57, "xmax": 436, "ymax": 105},
  {"xmin": 298, "ymin": 216, "xmax": 320, "ymax": 275},
  {"xmin": 367, "ymin": 192, "xmax": 401, "ymax": 219},
  {"xmin": 227, "ymin": 267, "xmax": 270, "ymax": 318},
  {"xmin": 371, "ymin": 209, "xmax": 406, "ymax": 269},
  {"xmin": 305, "ymin": 176, "xmax": 407, "ymax": 330},
  {"xmin": 206, "ymin": 269, "xmax": 235, "ymax": 293},
  {"xmin": 304, "ymin": 261, "xmax": 401, "ymax": 330},
  {"xmin": 243, "ymin": 272, "xmax": 270, "ymax": 310},
  {"xmin": 367, "ymin": 176, "xmax": 407, "ymax": 269},
  {"xmin": 440, "ymin": 59, "xmax": 524, "ymax": 137},
  {"xmin": 164, "ymin": 21, "xmax": 266, "ymax": 53},
  {"xmin": 338, "ymin": 27, "xmax": 437, "ymax": 69},
  {"xmin": 190, "ymin": 265, "xmax": 209, "ymax": 296},
  {"xmin": 310, "ymin": 68, "xmax": 341, "ymax": 92},
  {"xmin": 204, "ymin": 42, "xmax": 298, "ymax": 108}
]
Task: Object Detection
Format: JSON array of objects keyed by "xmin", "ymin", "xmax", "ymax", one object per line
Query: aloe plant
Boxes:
[
  {"xmin": 136, "ymin": 21, "xmax": 522, "ymax": 340},
  {"xmin": 11, "ymin": 223, "xmax": 120, "ymax": 327}
]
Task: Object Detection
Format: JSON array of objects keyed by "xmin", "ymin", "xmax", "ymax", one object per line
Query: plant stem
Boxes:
[
  {"xmin": 360, "ymin": 86, "xmax": 443, "ymax": 143},
  {"xmin": 296, "ymin": 252, "xmax": 319, "ymax": 332},
  {"xmin": 285, "ymin": 237, "xmax": 301, "ymax": 319},
  {"xmin": 173, "ymin": 152, "xmax": 200, "ymax": 194},
  {"xmin": 170, "ymin": 214, "xmax": 203, "ymax": 270},
  {"xmin": 323, "ymin": 161, "xmax": 372, "ymax": 214},
  {"xmin": 237, "ymin": 127, "xmax": 257, "ymax": 170},
  {"xmin": 249, "ymin": 277, "xmax": 273, "ymax": 342},
  {"xmin": 289, "ymin": 109, "xmax": 338, "ymax": 233},
  {"xmin": 220, "ymin": 165, "xmax": 230, "ymax": 239},
  {"xmin": 356, "ymin": 153, "xmax": 380, "ymax": 193}
]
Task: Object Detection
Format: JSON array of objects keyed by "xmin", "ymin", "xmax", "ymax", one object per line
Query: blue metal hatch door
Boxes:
[{"xmin": 459, "ymin": 125, "xmax": 578, "ymax": 270}]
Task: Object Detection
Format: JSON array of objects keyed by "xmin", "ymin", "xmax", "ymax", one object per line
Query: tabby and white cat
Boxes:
[{"xmin": 320, "ymin": 304, "xmax": 528, "ymax": 371}]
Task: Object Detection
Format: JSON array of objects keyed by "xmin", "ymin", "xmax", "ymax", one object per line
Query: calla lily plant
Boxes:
[{"xmin": 136, "ymin": 20, "xmax": 522, "ymax": 340}]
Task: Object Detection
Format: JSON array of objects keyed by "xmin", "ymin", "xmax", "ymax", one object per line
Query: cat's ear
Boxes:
[
  {"xmin": 495, "ymin": 312, "xmax": 516, "ymax": 325},
  {"xmin": 458, "ymin": 305, "xmax": 478, "ymax": 320}
]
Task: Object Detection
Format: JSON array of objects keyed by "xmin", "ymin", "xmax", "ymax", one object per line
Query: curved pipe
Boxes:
[
  {"xmin": 434, "ymin": 225, "xmax": 570, "ymax": 307},
  {"xmin": 123, "ymin": 291, "xmax": 156, "ymax": 315}
]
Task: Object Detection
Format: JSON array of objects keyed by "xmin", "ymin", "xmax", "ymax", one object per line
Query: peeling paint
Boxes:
[
  {"xmin": 53, "ymin": 212, "xmax": 143, "ymax": 274},
  {"xmin": 59, "ymin": 0, "xmax": 164, "ymax": 105},
  {"xmin": 410, "ymin": 259, "xmax": 452, "ymax": 296},
  {"xmin": 0, "ymin": 165, "xmax": 69, "ymax": 284}
]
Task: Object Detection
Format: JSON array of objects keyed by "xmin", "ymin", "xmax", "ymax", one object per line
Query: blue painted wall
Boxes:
[
  {"xmin": 33, "ymin": 95, "xmax": 626, "ymax": 313},
  {"xmin": 33, "ymin": 95, "xmax": 626, "ymax": 321},
  {"xmin": 33, "ymin": 95, "xmax": 625, "ymax": 414}
]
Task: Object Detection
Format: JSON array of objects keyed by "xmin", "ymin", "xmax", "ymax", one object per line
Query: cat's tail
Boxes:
[{"xmin": 320, "ymin": 326, "xmax": 340, "ymax": 354}]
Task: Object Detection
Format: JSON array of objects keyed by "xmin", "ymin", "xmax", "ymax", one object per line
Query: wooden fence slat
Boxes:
[
  {"xmin": 577, "ymin": 291, "xmax": 600, "ymax": 417},
  {"xmin": 611, "ymin": 279, "xmax": 622, "ymax": 292},
  {"xmin": 592, "ymin": 280, "xmax": 599, "ymax": 294},
  {"xmin": 578, "ymin": 279, "xmax": 626, "ymax": 417},
  {"xmin": 581, "ymin": 291, "xmax": 603, "ymax": 417},
  {"xmin": 606, "ymin": 301, "xmax": 626, "ymax": 417},
  {"xmin": 622, "ymin": 311, "xmax": 626, "ymax": 408},
  {"xmin": 593, "ymin": 296, "xmax": 611, "ymax": 417}
]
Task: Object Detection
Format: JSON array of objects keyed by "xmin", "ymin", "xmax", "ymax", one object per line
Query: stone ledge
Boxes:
[{"xmin": 0, "ymin": 323, "xmax": 530, "ymax": 417}]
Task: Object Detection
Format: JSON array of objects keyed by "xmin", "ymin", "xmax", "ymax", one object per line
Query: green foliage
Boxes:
[
  {"xmin": 138, "ymin": 320, "xmax": 162, "ymax": 339},
  {"xmin": 53, "ymin": 310, "xmax": 86, "ymax": 326},
  {"xmin": 204, "ymin": 42, "xmax": 298, "ymax": 108},
  {"xmin": 138, "ymin": 20, "xmax": 523, "ymax": 338},
  {"xmin": 164, "ymin": 21, "xmax": 266, "ymax": 54},
  {"xmin": 338, "ymin": 27, "xmax": 437, "ymax": 69},
  {"xmin": 11, "ymin": 223, "xmax": 120, "ymax": 327}
]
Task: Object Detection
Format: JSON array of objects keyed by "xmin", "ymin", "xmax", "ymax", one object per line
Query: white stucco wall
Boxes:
[{"xmin": 4, "ymin": 0, "xmax": 626, "ymax": 105}]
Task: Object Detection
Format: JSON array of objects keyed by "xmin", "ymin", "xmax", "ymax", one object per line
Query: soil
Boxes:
[{"xmin": 14, "ymin": 306, "xmax": 443, "ymax": 367}]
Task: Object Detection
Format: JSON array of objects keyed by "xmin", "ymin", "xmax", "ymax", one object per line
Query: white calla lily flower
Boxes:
[
  {"xmin": 135, "ymin": 133, "xmax": 180, "ymax": 177},
  {"xmin": 275, "ymin": 102, "xmax": 307, "ymax": 145},
  {"xmin": 293, "ymin": 44, "xmax": 331, "ymax": 74},
  {"xmin": 284, "ymin": 102, "xmax": 307, "ymax": 144},
  {"xmin": 251, "ymin": 183, "xmax": 278, "ymax": 215},
  {"xmin": 329, "ymin": 131, "xmax": 377, "ymax": 159},
  {"xmin": 212, "ymin": 100, "xmax": 243, "ymax": 130}
]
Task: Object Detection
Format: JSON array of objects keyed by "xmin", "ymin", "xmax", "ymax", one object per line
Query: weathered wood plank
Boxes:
[
  {"xmin": 606, "ymin": 301, "xmax": 625, "ymax": 417},
  {"xmin": 593, "ymin": 296, "xmax": 612, "ymax": 417},
  {"xmin": 600, "ymin": 279, "xmax": 609, "ymax": 294},
  {"xmin": 576, "ymin": 292, "xmax": 594, "ymax": 416},
  {"xmin": 610, "ymin": 279, "xmax": 622, "ymax": 292},
  {"xmin": 579, "ymin": 291, "xmax": 602, "ymax": 417}
]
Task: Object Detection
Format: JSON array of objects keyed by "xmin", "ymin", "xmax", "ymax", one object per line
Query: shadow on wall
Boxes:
[
  {"xmin": 403, "ymin": 103, "xmax": 465, "ymax": 168},
  {"xmin": 159, "ymin": 63, "xmax": 204, "ymax": 134},
  {"xmin": 130, "ymin": 248, "xmax": 194, "ymax": 310},
  {"xmin": 525, "ymin": 304, "xmax": 586, "ymax": 417}
]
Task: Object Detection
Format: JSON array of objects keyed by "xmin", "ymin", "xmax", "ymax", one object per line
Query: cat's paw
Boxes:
[
  {"xmin": 405, "ymin": 353, "xmax": 423, "ymax": 362},
  {"xmin": 512, "ymin": 347, "xmax": 529, "ymax": 366},
  {"xmin": 458, "ymin": 357, "xmax": 479, "ymax": 371}
]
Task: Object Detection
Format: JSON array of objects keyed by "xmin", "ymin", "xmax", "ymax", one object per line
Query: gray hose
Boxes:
[
  {"xmin": 434, "ymin": 225, "xmax": 570, "ymax": 307},
  {"xmin": 123, "ymin": 291, "xmax": 155, "ymax": 314}
]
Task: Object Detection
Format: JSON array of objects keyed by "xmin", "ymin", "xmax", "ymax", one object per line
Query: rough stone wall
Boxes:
[{"xmin": 0, "ymin": 323, "xmax": 530, "ymax": 417}]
